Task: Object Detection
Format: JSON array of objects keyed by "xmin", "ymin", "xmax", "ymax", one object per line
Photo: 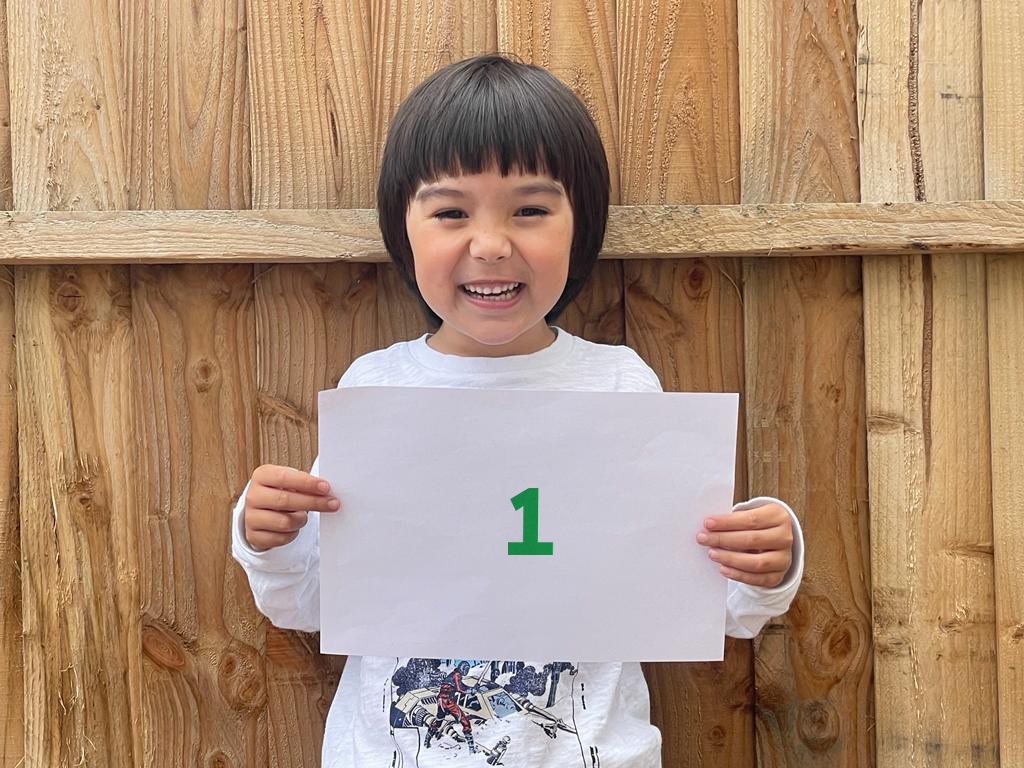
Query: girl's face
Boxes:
[{"xmin": 405, "ymin": 167, "xmax": 574, "ymax": 357}]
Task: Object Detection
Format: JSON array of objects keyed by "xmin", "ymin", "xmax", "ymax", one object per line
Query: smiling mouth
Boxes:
[{"xmin": 460, "ymin": 282, "xmax": 524, "ymax": 301}]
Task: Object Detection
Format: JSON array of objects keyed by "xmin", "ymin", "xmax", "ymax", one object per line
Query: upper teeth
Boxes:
[{"xmin": 464, "ymin": 283, "xmax": 519, "ymax": 295}]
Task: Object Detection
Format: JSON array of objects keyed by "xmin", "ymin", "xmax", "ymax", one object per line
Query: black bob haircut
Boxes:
[{"xmin": 376, "ymin": 54, "xmax": 611, "ymax": 328}]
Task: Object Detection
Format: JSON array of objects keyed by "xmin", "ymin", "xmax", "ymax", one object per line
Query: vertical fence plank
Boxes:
[
  {"xmin": 133, "ymin": 266, "xmax": 265, "ymax": 766},
  {"xmin": 855, "ymin": 5, "xmax": 918, "ymax": 765},
  {"xmin": 915, "ymin": 4, "xmax": 998, "ymax": 762},
  {"xmin": 0, "ymin": 264, "xmax": 17, "ymax": 768},
  {"xmin": 15, "ymin": 267, "xmax": 142, "ymax": 768},
  {"xmin": 8, "ymin": 0, "xmax": 144, "ymax": 765},
  {"xmin": 245, "ymin": 0, "xmax": 379, "ymax": 764},
  {"xmin": 859, "ymin": 0, "xmax": 999, "ymax": 764},
  {"xmin": 982, "ymin": 1, "xmax": 1024, "ymax": 764},
  {"xmin": 0, "ymin": 0, "xmax": 8, "ymax": 211},
  {"xmin": 122, "ymin": 0, "xmax": 266, "ymax": 764},
  {"xmin": 985, "ymin": 273, "xmax": 1024, "ymax": 762},
  {"xmin": 0, "ymin": 7, "xmax": 21, "ymax": 767},
  {"xmin": 739, "ymin": 1, "xmax": 873, "ymax": 766},
  {"xmin": 496, "ymin": 0, "xmax": 622, "ymax": 343},
  {"xmin": 372, "ymin": 0, "xmax": 496, "ymax": 348},
  {"xmin": 617, "ymin": 1, "xmax": 753, "ymax": 765}
]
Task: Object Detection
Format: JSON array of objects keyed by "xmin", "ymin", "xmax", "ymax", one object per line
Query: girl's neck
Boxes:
[{"xmin": 426, "ymin": 322, "xmax": 557, "ymax": 358}]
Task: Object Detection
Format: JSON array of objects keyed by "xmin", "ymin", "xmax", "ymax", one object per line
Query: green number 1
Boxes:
[{"xmin": 508, "ymin": 487, "xmax": 553, "ymax": 556}]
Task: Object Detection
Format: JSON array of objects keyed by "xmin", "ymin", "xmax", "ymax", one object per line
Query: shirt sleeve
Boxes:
[
  {"xmin": 230, "ymin": 456, "xmax": 323, "ymax": 633},
  {"xmin": 724, "ymin": 496, "xmax": 804, "ymax": 638},
  {"xmin": 619, "ymin": 346, "xmax": 664, "ymax": 393}
]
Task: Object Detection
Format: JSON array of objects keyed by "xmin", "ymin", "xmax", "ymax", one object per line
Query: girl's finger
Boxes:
[
  {"xmin": 246, "ymin": 529, "xmax": 300, "ymax": 552},
  {"xmin": 253, "ymin": 463, "xmax": 332, "ymax": 495},
  {"xmin": 707, "ymin": 547, "xmax": 790, "ymax": 575},
  {"xmin": 246, "ymin": 508, "xmax": 309, "ymax": 534},
  {"xmin": 696, "ymin": 527, "xmax": 792, "ymax": 552},
  {"xmin": 703, "ymin": 504, "xmax": 786, "ymax": 533},
  {"xmin": 247, "ymin": 484, "xmax": 340, "ymax": 513},
  {"xmin": 716, "ymin": 565, "xmax": 787, "ymax": 588}
]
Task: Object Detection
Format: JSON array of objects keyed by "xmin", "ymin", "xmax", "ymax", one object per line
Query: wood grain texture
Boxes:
[
  {"xmin": 917, "ymin": 0, "xmax": 984, "ymax": 203},
  {"xmin": 862, "ymin": 253, "xmax": 997, "ymax": 767},
  {"xmin": 371, "ymin": 0, "xmax": 495, "ymax": 347},
  {"xmin": 618, "ymin": 0, "xmax": 739, "ymax": 207},
  {"xmin": 556, "ymin": 259, "xmax": 624, "ymax": 345},
  {"xmin": 982, "ymin": 1, "xmax": 1024, "ymax": 764},
  {"xmin": 740, "ymin": 0, "xmax": 873, "ymax": 765},
  {"xmin": 8, "ymin": 0, "xmax": 129, "ymax": 210},
  {"xmin": 981, "ymin": 1, "xmax": 1024, "ymax": 200},
  {"xmin": 0, "ymin": 263, "xmax": 20, "ymax": 768},
  {"xmin": 247, "ymin": 0, "xmax": 374, "ymax": 209},
  {"xmin": 859, "ymin": 1, "xmax": 999, "ymax": 765},
  {"xmin": 246, "ymin": 1, "xmax": 381, "ymax": 762},
  {"xmin": 8, "ymin": 200, "xmax": 1024, "ymax": 263},
  {"xmin": 134, "ymin": 265, "xmax": 267, "ymax": 768},
  {"xmin": 0, "ymin": 7, "xmax": 19, "ymax": 765},
  {"xmin": 122, "ymin": 1, "xmax": 264, "ymax": 764},
  {"xmin": 375, "ymin": 261, "xmax": 426, "ymax": 347},
  {"xmin": 855, "ymin": 0, "xmax": 914, "ymax": 203},
  {"xmin": 8, "ymin": 0, "xmax": 143, "ymax": 765},
  {"xmin": 496, "ymin": 0, "xmax": 621, "ymax": 343},
  {"xmin": 15, "ymin": 264, "xmax": 142, "ymax": 767},
  {"xmin": 984, "ymin": 251, "xmax": 1024, "ymax": 766},
  {"xmin": 739, "ymin": 0, "xmax": 859, "ymax": 204},
  {"xmin": 0, "ymin": 0, "xmax": 11, "ymax": 210},
  {"xmin": 618, "ymin": 0, "xmax": 752, "ymax": 764},
  {"xmin": 124, "ymin": 0, "xmax": 251, "ymax": 211}
]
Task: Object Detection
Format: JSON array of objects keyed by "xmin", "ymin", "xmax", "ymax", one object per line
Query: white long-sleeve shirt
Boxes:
[{"xmin": 232, "ymin": 326, "xmax": 804, "ymax": 767}]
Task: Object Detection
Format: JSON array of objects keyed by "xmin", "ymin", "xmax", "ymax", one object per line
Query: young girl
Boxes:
[{"xmin": 232, "ymin": 54, "xmax": 804, "ymax": 767}]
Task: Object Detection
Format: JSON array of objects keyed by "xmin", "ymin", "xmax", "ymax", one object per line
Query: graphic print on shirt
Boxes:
[{"xmin": 386, "ymin": 658, "xmax": 595, "ymax": 765}]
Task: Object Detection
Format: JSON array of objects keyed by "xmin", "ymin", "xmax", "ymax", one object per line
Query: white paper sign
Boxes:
[{"xmin": 318, "ymin": 386, "xmax": 737, "ymax": 662}]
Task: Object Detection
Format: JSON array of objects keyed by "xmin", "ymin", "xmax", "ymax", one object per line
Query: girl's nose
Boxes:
[{"xmin": 468, "ymin": 228, "xmax": 512, "ymax": 261}]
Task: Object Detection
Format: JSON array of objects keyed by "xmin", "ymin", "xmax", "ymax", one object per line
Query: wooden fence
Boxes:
[{"xmin": 0, "ymin": 1, "xmax": 1021, "ymax": 766}]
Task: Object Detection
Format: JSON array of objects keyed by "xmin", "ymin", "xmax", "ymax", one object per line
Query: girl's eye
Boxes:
[
  {"xmin": 433, "ymin": 209, "xmax": 467, "ymax": 220},
  {"xmin": 517, "ymin": 207, "xmax": 548, "ymax": 217}
]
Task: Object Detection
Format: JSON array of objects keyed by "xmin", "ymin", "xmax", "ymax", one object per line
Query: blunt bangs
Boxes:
[{"xmin": 377, "ymin": 54, "xmax": 610, "ymax": 328}]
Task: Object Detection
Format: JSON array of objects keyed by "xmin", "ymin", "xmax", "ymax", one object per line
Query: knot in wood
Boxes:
[
  {"xmin": 217, "ymin": 642, "xmax": 266, "ymax": 713},
  {"xmin": 204, "ymin": 749, "xmax": 234, "ymax": 768},
  {"xmin": 1010, "ymin": 623, "xmax": 1024, "ymax": 643},
  {"xmin": 60, "ymin": 467, "xmax": 107, "ymax": 524},
  {"xmin": 191, "ymin": 357, "xmax": 219, "ymax": 393},
  {"xmin": 685, "ymin": 262, "xmax": 711, "ymax": 299},
  {"xmin": 797, "ymin": 699, "xmax": 839, "ymax": 752},
  {"xmin": 54, "ymin": 280, "xmax": 85, "ymax": 315},
  {"xmin": 822, "ymin": 617, "xmax": 859, "ymax": 672},
  {"xmin": 792, "ymin": 257, "xmax": 829, "ymax": 297},
  {"xmin": 707, "ymin": 725, "xmax": 727, "ymax": 747},
  {"xmin": 141, "ymin": 621, "xmax": 187, "ymax": 670}
]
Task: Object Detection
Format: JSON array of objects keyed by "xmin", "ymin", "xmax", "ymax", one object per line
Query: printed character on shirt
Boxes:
[
  {"xmin": 389, "ymin": 658, "xmax": 582, "ymax": 761},
  {"xmin": 426, "ymin": 661, "xmax": 476, "ymax": 751}
]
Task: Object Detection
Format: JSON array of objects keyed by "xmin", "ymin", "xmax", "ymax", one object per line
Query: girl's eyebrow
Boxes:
[
  {"xmin": 413, "ymin": 180, "xmax": 565, "ymax": 203},
  {"xmin": 512, "ymin": 181, "xmax": 564, "ymax": 197},
  {"xmin": 414, "ymin": 186, "xmax": 465, "ymax": 203}
]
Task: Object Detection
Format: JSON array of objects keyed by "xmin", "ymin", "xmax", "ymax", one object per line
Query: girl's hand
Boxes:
[
  {"xmin": 243, "ymin": 464, "xmax": 341, "ymax": 551},
  {"xmin": 695, "ymin": 501, "xmax": 794, "ymax": 588}
]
